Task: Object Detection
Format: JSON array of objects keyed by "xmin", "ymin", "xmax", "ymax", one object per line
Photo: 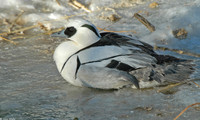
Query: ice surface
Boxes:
[{"xmin": 0, "ymin": 0, "xmax": 200, "ymax": 119}]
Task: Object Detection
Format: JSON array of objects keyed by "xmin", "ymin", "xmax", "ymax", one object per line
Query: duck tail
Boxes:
[{"xmin": 130, "ymin": 58, "xmax": 195, "ymax": 88}]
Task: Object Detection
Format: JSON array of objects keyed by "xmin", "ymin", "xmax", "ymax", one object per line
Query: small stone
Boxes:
[
  {"xmin": 149, "ymin": 2, "xmax": 159, "ymax": 8},
  {"xmin": 156, "ymin": 112, "xmax": 164, "ymax": 117},
  {"xmin": 134, "ymin": 106, "xmax": 153, "ymax": 111},
  {"xmin": 172, "ymin": 28, "xmax": 188, "ymax": 39},
  {"xmin": 73, "ymin": 117, "xmax": 79, "ymax": 120},
  {"xmin": 194, "ymin": 106, "xmax": 200, "ymax": 111},
  {"xmin": 107, "ymin": 14, "xmax": 121, "ymax": 22}
]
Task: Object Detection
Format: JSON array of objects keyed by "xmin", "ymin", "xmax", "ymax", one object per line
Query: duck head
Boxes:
[{"xmin": 52, "ymin": 18, "xmax": 101, "ymax": 47}]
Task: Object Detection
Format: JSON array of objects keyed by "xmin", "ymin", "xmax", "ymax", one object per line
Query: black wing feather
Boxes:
[
  {"xmin": 100, "ymin": 32, "xmax": 181, "ymax": 64},
  {"xmin": 106, "ymin": 60, "xmax": 136, "ymax": 72}
]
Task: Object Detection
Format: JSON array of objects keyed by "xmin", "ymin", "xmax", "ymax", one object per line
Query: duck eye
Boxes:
[
  {"xmin": 64, "ymin": 27, "xmax": 77, "ymax": 37},
  {"xmin": 68, "ymin": 27, "xmax": 75, "ymax": 32}
]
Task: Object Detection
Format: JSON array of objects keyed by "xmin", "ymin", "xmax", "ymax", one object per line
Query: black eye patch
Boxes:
[
  {"xmin": 64, "ymin": 27, "xmax": 77, "ymax": 37},
  {"xmin": 81, "ymin": 24, "xmax": 101, "ymax": 37}
]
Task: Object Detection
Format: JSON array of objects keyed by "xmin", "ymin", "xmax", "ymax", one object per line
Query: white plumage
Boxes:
[{"xmin": 53, "ymin": 18, "xmax": 193, "ymax": 89}]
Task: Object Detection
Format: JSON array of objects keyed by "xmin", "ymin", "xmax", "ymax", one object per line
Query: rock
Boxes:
[
  {"xmin": 172, "ymin": 28, "xmax": 188, "ymax": 39},
  {"xmin": 149, "ymin": 2, "xmax": 159, "ymax": 8}
]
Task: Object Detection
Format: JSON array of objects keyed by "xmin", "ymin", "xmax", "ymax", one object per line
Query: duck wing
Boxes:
[
  {"xmin": 68, "ymin": 32, "xmax": 194, "ymax": 89},
  {"xmin": 98, "ymin": 32, "xmax": 194, "ymax": 88}
]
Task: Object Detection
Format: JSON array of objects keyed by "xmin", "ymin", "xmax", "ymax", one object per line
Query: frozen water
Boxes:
[{"xmin": 0, "ymin": 0, "xmax": 200, "ymax": 119}]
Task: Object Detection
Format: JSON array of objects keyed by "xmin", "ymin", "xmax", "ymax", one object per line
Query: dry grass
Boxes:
[
  {"xmin": 0, "ymin": 10, "xmax": 199, "ymax": 59},
  {"xmin": 55, "ymin": 0, "xmax": 61, "ymax": 6},
  {"xmin": 174, "ymin": 103, "xmax": 200, "ymax": 120},
  {"xmin": 156, "ymin": 79, "xmax": 200, "ymax": 119},
  {"xmin": 97, "ymin": 27, "xmax": 137, "ymax": 34},
  {"xmin": 154, "ymin": 45, "xmax": 200, "ymax": 58},
  {"xmin": 0, "ymin": 36, "xmax": 17, "ymax": 45},
  {"xmin": 0, "ymin": 11, "xmax": 88, "ymax": 44},
  {"xmin": 134, "ymin": 13, "xmax": 155, "ymax": 32},
  {"xmin": 68, "ymin": 0, "xmax": 91, "ymax": 12},
  {"xmin": 0, "ymin": 1, "xmax": 199, "ymax": 61},
  {"xmin": 157, "ymin": 78, "xmax": 200, "ymax": 93},
  {"xmin": 191, "ymin": 81, "xmax": 200, "ymax": 87}
]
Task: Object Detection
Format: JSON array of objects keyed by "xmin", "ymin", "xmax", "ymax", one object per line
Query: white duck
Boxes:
[{"xmin": 52, "ymin": 18, "xmax": 193, "ymax": 89}]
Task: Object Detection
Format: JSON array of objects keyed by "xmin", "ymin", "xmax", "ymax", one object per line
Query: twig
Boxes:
[
  {"xmin": 157, "ymin": 78, "xmax": 200, "ymax": 93},
  {"xmin": 157, "ymin": 82, "xmax": 184, "ymax": 93},
  {"xmin": 154, "ymin": 45, "xmax": 200, "ymax": 58},
  {"xmin": 0, "ymin": 36, "xmax": 17, "ymax": 45},
  {"xmin": 68, "ymin": 0, "xmax": 91, "ymax": 12},
  {"xmin": 0, "ymin": 24, "xmax": 40, "ymax": 36},
  {"xmin": 191, "ymin": 81, "xmax": 200, "ymax": 87},
  {"xmin": 55, "ymin": 0, "xmax": 61, "ymax": 6},
  {"xmin": 68, "ymin": 2, "xmax": 80, "ymax": 9},
  {"xmin": 11, "ymin": 36, "xmax": 25, "ymax": 40},
  {"xmin": 25, "ymin": 27, "xmax": 65, "ymax": 39},
  {"xmin": 37, "ymin": 22, "xmax": 51, "ymax": 31},
  {"xmin": 0, "ymin": 12, "xmax": 87, "ymax": 42},
  {"xmin": 8, "ymin": 10, "xmax": 24, "ymax": 32},
  {"xmin": 134, "ymin": 13, "xmax": 199, "ymax": 57},
  {"xmin": 134, "ymin": 13, "xmax": 155, "ymax": 32},
  {"xmin": 174, "ymin": 103, "xmax": 200, "ymax": 120},
  {"xmin": 13, "ymin": 10, "xmax": 24, "ymax": 25},
  {"xmin": 43, "ymin": 27, "xmax": 64, "ymax": 35},
  {"xmin": 97, "ymin": 27, "xmax": 137, "ymax": 34}
]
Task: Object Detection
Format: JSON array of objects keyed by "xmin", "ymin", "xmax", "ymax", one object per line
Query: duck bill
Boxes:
[{"xmin": 51, "ymin": 29, "xmax": 69, "ymax": 38}]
